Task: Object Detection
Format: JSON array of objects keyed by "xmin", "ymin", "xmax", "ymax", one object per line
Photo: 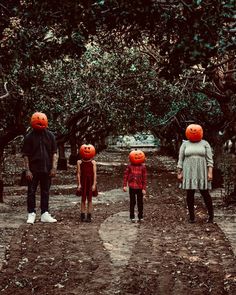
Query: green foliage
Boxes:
[
  {"xmin": 95, "ymin": 0, "xmax": 235, "ymax": 78},
  {"xmin": 0, "ymin": 0, "xmax": 235, "ymax": 152},
  {"xmin": 1, "ymin": 1, "xmax": 235, "ymax": 78}
]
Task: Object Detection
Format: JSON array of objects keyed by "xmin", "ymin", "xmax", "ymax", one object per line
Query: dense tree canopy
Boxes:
[
  {"xmin": 0, "ymin": 0, "xmax": 235, "ymax": 201},
  {"xmin": 1, "ymin": 0, "xmax": 235, "ymax": 72},
  {"xmin": 0, "ymin": 0, "xmax": 235, "ymax": 150}
]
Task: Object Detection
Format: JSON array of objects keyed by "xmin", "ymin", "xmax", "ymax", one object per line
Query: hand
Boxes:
[
  {"xmin": 92, "ymin": 184, "xmax": 96, "ymax": 191},
  {"xmin": 208, "ymin": 171, "xmax": 213, "ymax": 181},
  {"xmin": 25, "ymin": 170, "xmax": 33, "ymax": 181},
  {"xmin": 50, "ymin": 168, "xmax": 57, "ymax": 177},
  {"xmin": 123, "ymin": 186, "xmax": 127, "ymax": 192},
  {"xmin": 77, "ymin": 185, "xmax": 81, "ymax": 191},
  {"xmin": 177, "ymin": 171, "xmax": 183, "ymax": 182},
  {"xmin": 142, "ymin": 189, "xmax": 146, "ymax": 195}
]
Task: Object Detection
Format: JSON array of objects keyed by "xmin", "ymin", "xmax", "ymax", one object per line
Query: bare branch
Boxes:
[
  {"xmin": 140, "ymin": 50, "xmax": 159, "ymax": 63},
  {"xmin": 0, "ymin": 3, "xmax": 10, "ymax": 13},
  {"xmin": 206, "ymin": 57, "xmax": 236, "ymax": 73},
  {"xmin": 0, "ymin": 82, "xmax": 9, "ymax": 99},
  {"xmin": 224, "ymin": 69, "xmax": 236, "ymax": 74},
  {"xmin": 179, "ymin": 0, "xmax": 193, "ymax": 12}
]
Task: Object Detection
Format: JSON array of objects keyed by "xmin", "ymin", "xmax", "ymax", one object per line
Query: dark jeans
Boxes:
[
  {"xmin": 186, "ymin": 189, "xmax": 214, "ymax": 221},
  {"xmin": 27, "ymin": 172, "xmax": 51, "ymax": 214},
  {"xmin": 129, "ymin": 188, "xmax": 143, "ymax": 219}
]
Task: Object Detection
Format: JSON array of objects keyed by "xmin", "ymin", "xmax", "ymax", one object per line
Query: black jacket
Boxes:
[{"xmin": 22, "ymin": 129, "xmax": 57, "ymax": 173}]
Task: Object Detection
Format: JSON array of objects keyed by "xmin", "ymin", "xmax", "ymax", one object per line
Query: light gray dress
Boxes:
[{"xmin": 177, "ymin": 140, "xmax": 214, "ymax": 190}]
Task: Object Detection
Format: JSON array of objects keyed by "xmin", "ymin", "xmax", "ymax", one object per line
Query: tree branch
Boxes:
[
  {"xmin": 0, "ymin": 82, "xmax": 9, "ymax": 99},
  {"xmin": 205, "ymin": 57, "xmax": 236, "ymax": 73},
  {"xmin": 0, "ymin": 3, "xmax": 10, "ymax": 13}
]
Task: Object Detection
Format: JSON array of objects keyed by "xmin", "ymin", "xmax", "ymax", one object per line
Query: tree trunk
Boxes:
[
  {"xmin": 57, "ymin": 142, "xmax": 67, "ymax": 170},
  {"xmin": 69, "ymin": 135, "xmax": 78, "ymax": 165},
  {"xmin": 0, "ymin": 180, "xmax": 3, "ymax": 203},
  {"xmin": 0, "ymin": 149, "xmax": 4, "ymax": 203}
]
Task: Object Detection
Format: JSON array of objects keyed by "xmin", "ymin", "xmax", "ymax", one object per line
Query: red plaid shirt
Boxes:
[{"xmin": 123, "ymin": 164, "xmax": 147, "ymax": 190}]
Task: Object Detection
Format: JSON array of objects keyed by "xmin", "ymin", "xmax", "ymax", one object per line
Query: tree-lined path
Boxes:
[
  {"xmin": 0, "ymin": 2, "xmax": 236, "ymax": 293},
  {"xmin": 0, "ymin": 151, "xmax": 235, "ymax": 295}
]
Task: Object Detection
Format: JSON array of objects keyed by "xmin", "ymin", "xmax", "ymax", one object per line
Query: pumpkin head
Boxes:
[
  {"xmin": 129, "ymin": 150, "xmax": 146, "ymax": 164},
  {"xmin": 31, "ymin": 112, "xmax": 48, "ymax": 130},
  {"xmin": 185, "ymin": 124, "xmax": 203, "ymax": 142},
  {"xmin": 79, "ymin": 144, "xmax": 96, "ymax": 159}
]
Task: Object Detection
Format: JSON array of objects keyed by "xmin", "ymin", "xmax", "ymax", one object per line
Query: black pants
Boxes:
[
  {"xmin": 129, "ymin": 188, "xmax": 143, "ymax": 219},
  {"xmin": 27, "ymin": 172, "xmax": 51, "ymax": 214},
  {"xmin": 186, "ymin": 189, "xmax": 214, "ymax": 221}
]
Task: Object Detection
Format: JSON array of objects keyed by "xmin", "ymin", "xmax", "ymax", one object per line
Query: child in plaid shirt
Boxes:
[{"xmin": 123, "ymin": 150, "xmax": 147, "ymax": 222}]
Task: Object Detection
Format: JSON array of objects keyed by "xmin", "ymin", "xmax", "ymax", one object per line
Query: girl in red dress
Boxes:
[{"xmin": 76, "ymin": 144, "xmax": 97, "ymax": 222}]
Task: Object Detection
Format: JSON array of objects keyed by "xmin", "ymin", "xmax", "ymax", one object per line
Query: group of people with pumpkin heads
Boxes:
[{"xmin": 22, "ymin": 112, "xmax": 214, "ymax": 224}]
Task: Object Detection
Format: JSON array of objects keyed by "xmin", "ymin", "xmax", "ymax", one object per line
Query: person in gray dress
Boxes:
[{"xmin": 177, "ymin": 124, "xmax": 214, "ymax": 223}]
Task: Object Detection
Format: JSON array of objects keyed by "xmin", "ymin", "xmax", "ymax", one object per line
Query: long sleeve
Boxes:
[
  {"xmin": 142, "ymin": 165, "xmax": 147, "ymax": 190},
  {"xmin": 51, "ymin": 132, "xmax": 57, "ymax": 154},
  {"xmin": 205, "ymin": 141, "xmax": 214, "ymax": 167},
  {"xmin": 123, "ymin": 166, "xmax": 130, "ymax": 187},
  {"xmin": 177, "ymin": 141, "xmax": 186, "ymax": 169},
  {"xmin": 22, "ymin": 134, "xmax": 32, "ymax": 157}
]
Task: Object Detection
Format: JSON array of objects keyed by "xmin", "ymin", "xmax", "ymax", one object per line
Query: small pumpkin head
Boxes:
[
  {"xmin": 185, "ymin": 124, "xmax": 203, "ymax": 142},
  {"xmin": 129, "ymin": 150, "xmax": 146, "ymax": 164},
  {"xmin": 79, "ymin": 144, "xmax": 96, "ymax": 159},
  {"xmin": 31, "ymin": 112, "xmax": 48, "ymax": 130}
]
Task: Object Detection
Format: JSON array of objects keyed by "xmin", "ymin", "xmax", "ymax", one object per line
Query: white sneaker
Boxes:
[
  {"xmin": 27, "ymin": 212, "xmax": 36, "ymax": 224},
  {"xmin": 41, "ymin": 212, "xmax": 57, "ymax": 223}
]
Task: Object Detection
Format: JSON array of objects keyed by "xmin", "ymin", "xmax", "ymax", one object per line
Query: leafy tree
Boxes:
[
  {"xmin": 0, "ymin": 0, "xmax": 235, "ymax": 201},
  {"xmin": 1, "ymin": 0, "xmax": 235, "ymax": 144}
]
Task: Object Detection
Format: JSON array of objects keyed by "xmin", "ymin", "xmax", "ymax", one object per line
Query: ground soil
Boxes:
[{"xmin": 0, "ymin": 150, "xmax": 235, "ymax": 295}]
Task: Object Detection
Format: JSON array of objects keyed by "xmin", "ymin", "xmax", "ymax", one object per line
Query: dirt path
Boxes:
[{"xmin": 0, "ymin": 152, "xmax": 236, "ymax": 294}]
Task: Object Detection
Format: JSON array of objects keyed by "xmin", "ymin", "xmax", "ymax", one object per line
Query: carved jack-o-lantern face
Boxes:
[
  {"xmin": 129, "ymin": 150, "xmax": 146, "ymax": 164},
  {"xmin": 31, "ymin": 112, "xmax": 48, "ymax": 130},
  {"xmin": 79, "ymin": 144, "xmax": 96, "ymax": 159},
  {"xmin": 185, "ymin": 124, "xmax": 203, "ymax": 142}
]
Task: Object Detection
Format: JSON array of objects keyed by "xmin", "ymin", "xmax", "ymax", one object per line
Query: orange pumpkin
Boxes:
[
  {"xmin": 129, "ymin": 150, "xmax": 146, "ymax": 164},
  {"xmin": 31, "ymin": 112, "xmax": 48, "ymax": 130},
  {"xmin": 185, "ymin": 124, "xmax": 203, "ymax": 142},
  {"xmin": 79, "ymin": 144, "xmax": 96, "ymax": 159}
]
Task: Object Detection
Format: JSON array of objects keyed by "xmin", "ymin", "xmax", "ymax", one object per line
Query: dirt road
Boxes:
[{"xmin": 0, "ymin": 151, "xmax": 235, "ymax": 294}]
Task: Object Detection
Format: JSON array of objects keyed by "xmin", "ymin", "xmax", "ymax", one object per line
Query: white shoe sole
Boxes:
[{"xmin": 41, "ymin": 219, "xmax": 57, "ymax": 223}]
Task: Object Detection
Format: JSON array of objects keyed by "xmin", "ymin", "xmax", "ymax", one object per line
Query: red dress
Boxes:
[{"xmin": 78, "ymin": 160, "xmax": 98, "ymax": 201}]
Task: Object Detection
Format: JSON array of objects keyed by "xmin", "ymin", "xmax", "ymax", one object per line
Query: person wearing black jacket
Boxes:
[{"xmin": 22, "ymin": 112, "xmax": 58, "ymax": 224}]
